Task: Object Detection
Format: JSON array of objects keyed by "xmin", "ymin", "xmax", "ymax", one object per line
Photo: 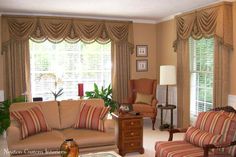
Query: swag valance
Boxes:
[
  {"xmin": 175, "ymin": 2, "xmax": 233, "ymax": 46},
  {"xmin": 5, "ymin": 16, "xmax": 131, "ymax": 43}
]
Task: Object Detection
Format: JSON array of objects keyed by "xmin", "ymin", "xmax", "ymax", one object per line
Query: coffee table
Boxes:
[{"xmin": 79, "ymin": 151, "xmax": 121, "ymax": 157}]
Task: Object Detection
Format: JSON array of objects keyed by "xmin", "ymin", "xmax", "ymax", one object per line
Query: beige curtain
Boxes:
[
  {"xmin": 214, "ymin": 37, "xmax": 231, "ymax": 107},
  {"xmin": 2, "ymin": 15, "xmax": 133, "ymax": 101},
  {"xmin": 174, "ymin": 2, "xmax": 233, "ymax": 127},
  {"xmin": 176, "ymin": 39, "xmax": 190, "ymax": 128},
  {"xmin": 111, "ymin": 42, "xmax": 133, "ymax": 103},
  {"xmin": 2, "ymin": 39, "xmax": 31, "ymax": 100}
]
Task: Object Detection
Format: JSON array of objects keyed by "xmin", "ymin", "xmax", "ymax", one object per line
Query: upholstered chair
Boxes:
[
  {"xmin": 155, "ymin": 106, "xmax": 236, "ymax": 157},
  {"xmin": 123, "ymin": 78, "xmax": 158, "ymax": 130}
]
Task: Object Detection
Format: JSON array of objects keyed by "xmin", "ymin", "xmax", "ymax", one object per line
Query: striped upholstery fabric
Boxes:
[
  {"xmin": 155, "ymin": 141, "xmax": 213, "ymax": 157},
  {"xmin": 74, "ymin": 102, "xmax": 109, "ymax": 131},
  {"xmin": 185, "ymin": 126, "xmax": 222, "ymax": 147},
  {"xmin": 220, "ymin": 111, "xmax": 236, "ymax": 156},
  {"xmin": 11, "ymin": 106, "xmax": 51, "ymax": 139},
  {"xmin": 194, "ymin": 111, "xmax": 236, "ymax": 154}
]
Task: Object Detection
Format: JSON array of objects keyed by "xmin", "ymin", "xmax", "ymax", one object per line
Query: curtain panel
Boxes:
[
  {"xmin": 174, "ymin": 2, "xmax": 233, "ymax": 127},
  {"xmin": 2, "ymin": 15, "xmax": 133, "ymax": 101}
]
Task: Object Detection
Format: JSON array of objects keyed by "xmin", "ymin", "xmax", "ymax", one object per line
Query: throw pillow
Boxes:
[
  {"xmin": 11, "ymin": 106, "xmax": 51, "ymax": 139},
  {"xmin": 184, "ymin": 126, "xmax": 222, "ymax": 147},
  {"xmin": 74, "ymin": 103, "xmax": 109, "ymax": 131},
  {"xmin": 135, "ymin": 92, "xmax": 153, "ymax": 105}
]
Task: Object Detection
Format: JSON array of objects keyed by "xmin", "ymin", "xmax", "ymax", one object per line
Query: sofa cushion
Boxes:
[
  {"xmin": 8, "ymin": 130, "xmax": 64, "ymax": 151},
  {"xmin": 59, "ymin": 99, "xmax": 105, "ymax": 129},
  {"xmin": 11, "ymin": 106, "xmax": 51, "ymax": 139},
  {"xmin": 184, "ymin": 126, "xmax": 222, "ymax": 147},
  {"xmin": 74, "ymin": 103, "xmax": 109, "ymax": 131},
  {"xmin": 135, "ymin": 92, "xmax": 153, "ymax": 105},
  {"xmin": 61, "ymin": 128, "xmax": 115, "ymax": 148},
  {"xmin": 10, "ymin": 101, "xmax": 61, "ymax": 129}
]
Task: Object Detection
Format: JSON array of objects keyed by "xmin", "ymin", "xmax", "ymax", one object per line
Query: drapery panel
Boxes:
[
  {"xmin": 2, "ymin": 15, "xmax": 133, "ymax": 100},
  {"xmin": 174, "ymin": 2, "xmax": 233, "ymax": 127},
  {"xmin": 112, "ymin": 42, "xmax": 133, "ymax": 103},
  {"xmin": 2, "ymin": 40, "xmax": 31, "ymax": 100}
]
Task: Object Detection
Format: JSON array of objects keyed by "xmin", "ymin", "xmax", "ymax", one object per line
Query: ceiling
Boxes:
[{"xmin": 0, "ymin": 0, "xmax": 226, "ymax": 23}]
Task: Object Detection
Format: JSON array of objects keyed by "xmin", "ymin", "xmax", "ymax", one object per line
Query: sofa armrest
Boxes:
[
  {"xmin": 168, "ymin": 128, "xmax": 188, "ymax": 141},
  {"xmin": 6, "ymin": 121, "xmax": 22, "ymax": 148},
  {"xmin": 203, "ymin": 140, "xmax": 236, "ymax": 157},
  {"xmin": 104, "ymin": 119, "xmax": 115, "ymax": 133}
]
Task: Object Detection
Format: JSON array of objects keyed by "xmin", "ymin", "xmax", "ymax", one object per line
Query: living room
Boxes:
[{"xmin": 0, "ymin": 0, "xmax": 236, "ymax": 157}]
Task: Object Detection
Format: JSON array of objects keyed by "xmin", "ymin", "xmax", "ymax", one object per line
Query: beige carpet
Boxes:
[{"xmin": 0, "ymin": 119, "xmax": 184, "ymax": 157}]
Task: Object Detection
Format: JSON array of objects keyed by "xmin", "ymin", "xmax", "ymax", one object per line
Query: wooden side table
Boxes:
[
  {"xmin": 112, "ymin": 112, "xmax": 144, "ymax": 156},
  {"xmin": 158, "ymin": 104, "xmax": 176, "ymax": 130}
]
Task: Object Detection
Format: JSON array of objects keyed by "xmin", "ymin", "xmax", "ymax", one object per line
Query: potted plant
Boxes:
[
  {"xmin": 0, "ymin": 96, "xmax": 26, "ymax": 135},
  {"xmin": 85, "ymin": 83, "xmax": 117, "ymax": 112}
]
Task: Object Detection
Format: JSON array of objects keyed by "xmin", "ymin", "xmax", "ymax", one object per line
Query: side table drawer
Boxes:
[
  {"xmin": 123, "ymin": 140, "xmax": 142, "ymax": 150},
  {"xmin": 123, "ymin": 130, "xmax": 142, "ymax": 139},
  {"xmin": 122, "ymin": 119, "xmax": 142, "ymax": 128}
]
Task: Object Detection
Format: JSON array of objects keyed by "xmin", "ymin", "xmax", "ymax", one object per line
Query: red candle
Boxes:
[{"xmin": 78, "ymin": 83, "xmax": 84, "ymax": 97}]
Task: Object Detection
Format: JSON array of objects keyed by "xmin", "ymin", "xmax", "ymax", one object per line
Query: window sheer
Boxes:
[
  {"xmin": 189, "ymin": 37, "xmax": 214, "ymax": 122},
  {"xmin": 30, "ymin": 40, "xmax": 111, "ymax": 101}
]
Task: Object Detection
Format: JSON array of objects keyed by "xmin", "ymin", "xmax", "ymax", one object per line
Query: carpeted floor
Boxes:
[{"xmin": 0, "ymin": 119, "xmax": 184, "ymax": 157}]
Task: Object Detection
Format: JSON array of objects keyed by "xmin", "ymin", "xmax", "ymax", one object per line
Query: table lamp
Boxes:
[{"xmin": 160, "ymin": 65, "xmax": 176, "ymax": 106}]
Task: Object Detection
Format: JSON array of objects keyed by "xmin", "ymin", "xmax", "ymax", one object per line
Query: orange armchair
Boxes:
[{"xmin": 123, "ymin": 78, "xmax": 158, "ymax": 130}]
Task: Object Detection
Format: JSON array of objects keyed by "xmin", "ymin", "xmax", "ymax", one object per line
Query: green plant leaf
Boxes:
[
  {"xmin": 85, "ymin": 83, "xmax": 116, "ymax": 113},
  {"xmin": 0, "ymin": 96, "xmax": 25, "ymax": 135}
]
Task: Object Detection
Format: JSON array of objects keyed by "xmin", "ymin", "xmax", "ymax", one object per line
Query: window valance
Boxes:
[
  {"xmin": 5, "ymin": 16, "xmax": 131, "ymax": 44},
  {"xmin": 175, "ymin": 2, "xmax": 233, "ymax": 46}
]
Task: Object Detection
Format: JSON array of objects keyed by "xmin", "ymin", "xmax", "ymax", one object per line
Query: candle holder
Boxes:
[{"xmin": 78, "ymin": 83, "xmax": 84, "ymax": 99}]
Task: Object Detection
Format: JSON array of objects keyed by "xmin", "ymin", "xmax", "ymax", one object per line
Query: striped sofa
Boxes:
[{"xmin": 155, "ymin": 106, "xmax": 236, "ymax": 157}]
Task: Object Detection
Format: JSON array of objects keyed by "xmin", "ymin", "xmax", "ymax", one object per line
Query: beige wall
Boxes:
[
  {"xmin": 229, "ymin": 2, "xmax": 236, "ymax": 95},
  {"xmin": 131, "ymin": 23, "xmax": 157, "ymax": 80},
  {"xmin": 156, "ymin": 20, "xmax": 177, "ymax": 83},
  {"xmin": 0, "ymin": 15, "xmax": 3, "ymax": 90}
]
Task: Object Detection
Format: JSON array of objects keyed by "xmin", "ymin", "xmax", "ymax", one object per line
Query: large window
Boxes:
[
  {"xmin": 189, "ymin": 37, "xmax": 214, "ymax": 122},
  {"xmin": 30, "ymin": 40, "xmax": 111, "ymax": 101}
]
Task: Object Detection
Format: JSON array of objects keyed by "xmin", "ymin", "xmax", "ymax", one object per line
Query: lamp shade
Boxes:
[{"xmin": 160, "ymin": 65, "xmax": 176, "ymax": 85}]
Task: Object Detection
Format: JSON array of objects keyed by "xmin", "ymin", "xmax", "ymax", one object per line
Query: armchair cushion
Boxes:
[
  {"xmin": 194, "ymin": 111, "xmax": 236, "ymax": 154},
  {"xmin": 135, "ymin": 92, "xmax": 153, "ymax": 105},
  {"xmin": 185, "ymin": 126, "xmax": 222, "ymax": 147},
  {"xmin": 155, "ymin": 141, "xmax": 212, "ymax": 157}
]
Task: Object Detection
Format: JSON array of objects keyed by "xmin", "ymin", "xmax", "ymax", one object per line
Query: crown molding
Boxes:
[{"xmin": 0, "ymin": 11, "xmax": 157, "ymax": 24}]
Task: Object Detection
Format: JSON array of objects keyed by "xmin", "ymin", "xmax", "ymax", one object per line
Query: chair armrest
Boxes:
[
  {"xmin": 6, "ymin": 121, "xmax": 22, "ymax": 148},
  {"xmin": 121, "ymin": 97, "xmax": 133, "ymax": 104},
  {"xmin": 151, "ymin": 98, "xmax": 158, "ymax": 107},
  {"xmin": 168, "ymin": 128, "xmax": 188, "ymax": 141},
  {"xmin": 203, "ymin": 141, "xmax": 236, "ymax": 157}
]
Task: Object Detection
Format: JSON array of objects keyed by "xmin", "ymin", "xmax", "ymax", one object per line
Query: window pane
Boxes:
[
  {"xmin": 30, "ymin": 40, "xmax": 111, "ymax": 101},
  {"xmin": 190, "ymin": 37, "xmax": 214, "ymax": 123}
]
